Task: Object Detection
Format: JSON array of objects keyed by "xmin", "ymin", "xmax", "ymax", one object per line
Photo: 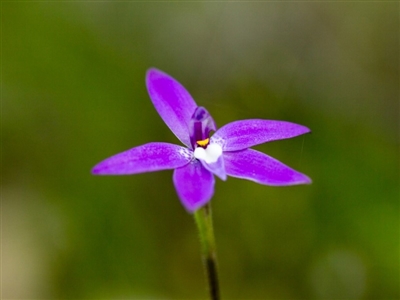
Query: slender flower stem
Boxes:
[{"xmin": 194, "ymin": 204, "xmax": 220, "ymax": 300}]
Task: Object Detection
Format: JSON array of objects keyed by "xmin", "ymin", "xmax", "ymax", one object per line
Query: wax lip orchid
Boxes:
[{"xmin": 92, "ymin": 68, "xmax": 311, "ymax": 212}]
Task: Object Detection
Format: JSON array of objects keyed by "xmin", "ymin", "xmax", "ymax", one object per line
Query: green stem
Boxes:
[{"xmin": 194, "ymin": 204, "xmax": 220, "ymax": 300}]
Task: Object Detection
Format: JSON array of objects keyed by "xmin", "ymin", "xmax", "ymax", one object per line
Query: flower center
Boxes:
[
  {"xmin": 189, "ymin": 107, "xmax": 216, "ymax": 149},
  {"xmin": 189, "ymin": 107, "xmax": 222, "ymax": 163},
  {"xmin": 194, "ymin": 143, "xmax": 222, "ymax": 164}
]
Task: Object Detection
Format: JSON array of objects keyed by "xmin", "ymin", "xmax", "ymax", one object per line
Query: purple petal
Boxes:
[
  {"xmin": 199, "ymin": 156, "xmax": 227, "ymax": 181},
  {"xmin": 146, "ymin": 68, "xmax": 198, "ymax": 148},
  {"xmin": 173, "ymin": 160, "xmax": 215, "ymax": 212},
  {"xmin": 224, "ymin": 149, "xmax": 311, "ymax": 186},
  {"xmin": 212, "ymin": 119, "xmax": 311, "ymax": 151},
  {"xmin": 92, "ymin": 142, "xmax": 192, "ymax": 175}
]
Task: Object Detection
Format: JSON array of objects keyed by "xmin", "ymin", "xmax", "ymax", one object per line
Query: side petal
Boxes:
[
  {"xmin": 212, "ymin": 119, "xmax": 310, "ymax": 151},
  {"xmin": 92, "ymin": 142, "xmax": 192, "ymax": 175},
  {"xmin": 146, "ymin": 68, "xmax": 198, "ymax": 147},
  {"xmin": 224, "ymin": 149, "xmax": 311, "ymax": 186},
  {"xmin": 173, "ymin": 160, "xmax": 215, "ymax": 212}
]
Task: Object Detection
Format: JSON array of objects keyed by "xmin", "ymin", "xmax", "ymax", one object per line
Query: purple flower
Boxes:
[{"xmin": 92, "ymin": 68, "xmax": 311, "ymax": 212}]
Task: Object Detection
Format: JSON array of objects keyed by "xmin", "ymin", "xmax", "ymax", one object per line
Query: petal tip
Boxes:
[
  {"xmin": 216, "ymin": 172, "xmax": 227, "ymax": 181},
  {"xmin": 91, "ymin": 164, "xmax": 107, "ymax": 175},
  {"xmin": 91, "ymin": 165, "xmax": 100, "ymax": 175},
  {"xmin": 146, "ymin": 67, "xmax": 160, "ymax": 76},
  {"xmin": 303, "ymin": 175, "xmax": 312, "ymax": 184},
  {"xmin": 295, "ymin": 123, "xmax": 311, "ymax": 136},
  {"xmin": 290, "ymin": 173, "xmax": 312, "ymax": 185},
  {"xmin": 146, "ymin": 67, "xmax": 168, "ymax": 82},
  {"xmin": 184, "ymin": 202, "xmax": 206, "ymax": 214},
  {"xmin": 303, "ymin": 126, "xmax": 312, "ymax": 135},
  {"xmin": 179, "ymin": 193, "xmax": 212, "ymax": 213},
  {"xmin": 178, "ymin": 190, "xmax": 213, "ymax": 214}
]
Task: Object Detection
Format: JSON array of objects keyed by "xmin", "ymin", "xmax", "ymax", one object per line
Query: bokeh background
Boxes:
[{"xmin": 3, "ymin": 2, "xmax": 399, "ymax": 299}]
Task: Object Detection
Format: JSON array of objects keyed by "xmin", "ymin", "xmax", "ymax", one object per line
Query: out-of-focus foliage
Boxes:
[{"xmin": 3, "ymin": 2, "xmax": 398, "ymax": 299}]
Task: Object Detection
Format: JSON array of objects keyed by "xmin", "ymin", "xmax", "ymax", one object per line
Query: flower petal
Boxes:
[
  {"xmin": 146, "ymin": 68, "xmax": 198, "ymax": 147},
  {"xmin": 224, "ymin": 149, "xmax": 311, "ymax": 186},
  {"xmin": 212, "ymin": 119, "xmax": 310, "ymax": 151},
  {"xmin": 173, "ymin": 160, "xmax": 215, "ymax": 212},
  {"xmin": 199, "ymin": 156, "xmax": 227, "ymax": 181},
  {"xmin": 92, "ymin": 142, "xmax": 192, "ymax": 175}
]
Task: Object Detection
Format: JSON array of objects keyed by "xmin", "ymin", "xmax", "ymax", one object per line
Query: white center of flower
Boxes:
[{"xmin": 193, "ymin": 143, "xmax": 223, "ymax": 164}]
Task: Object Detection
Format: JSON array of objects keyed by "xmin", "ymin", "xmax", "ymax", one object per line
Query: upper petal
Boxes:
[
  {"xmin": 173, "ymin": 160, "xmax": 215, "ymax": 212},
  {"xmin": 146, "ymin": 68, "xmax": 198, "ymax": 147},
  {"xmin": 92, "ymin": 142, "xmax": 192, "ymax": 175},
  {"xmin": 224, "ymin": 149, "xmax": 311, "ymax": 186},
  {"xmin": 212, "ymin": 119, "xmax": 311, "ymax": 151}
]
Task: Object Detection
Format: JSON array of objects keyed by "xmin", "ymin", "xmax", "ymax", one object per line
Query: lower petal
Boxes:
[
  {"xmin": 200, "ymin": 156, "xmax": 227, "ymax": 181},
  {"xmin": 92, "ymin": 142, "xmax": 192, "ymax": 175},
  {"xmin": 224, "ymin": 149, "xmax": 311, "ymax": 186},
  {"xmin": 173, "ymin": 160, "xmax": 215, "ymax": 212}
]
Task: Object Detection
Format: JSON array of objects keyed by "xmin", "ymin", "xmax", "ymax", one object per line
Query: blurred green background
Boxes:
[{"xmin": 3, "ymin": 2, "xmax": 399, "ymax": 299}]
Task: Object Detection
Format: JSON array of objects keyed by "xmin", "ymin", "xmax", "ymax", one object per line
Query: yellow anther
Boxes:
[{"xmin": 196, "ymin": 138, "xmax": 210, "ymax": 147}]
